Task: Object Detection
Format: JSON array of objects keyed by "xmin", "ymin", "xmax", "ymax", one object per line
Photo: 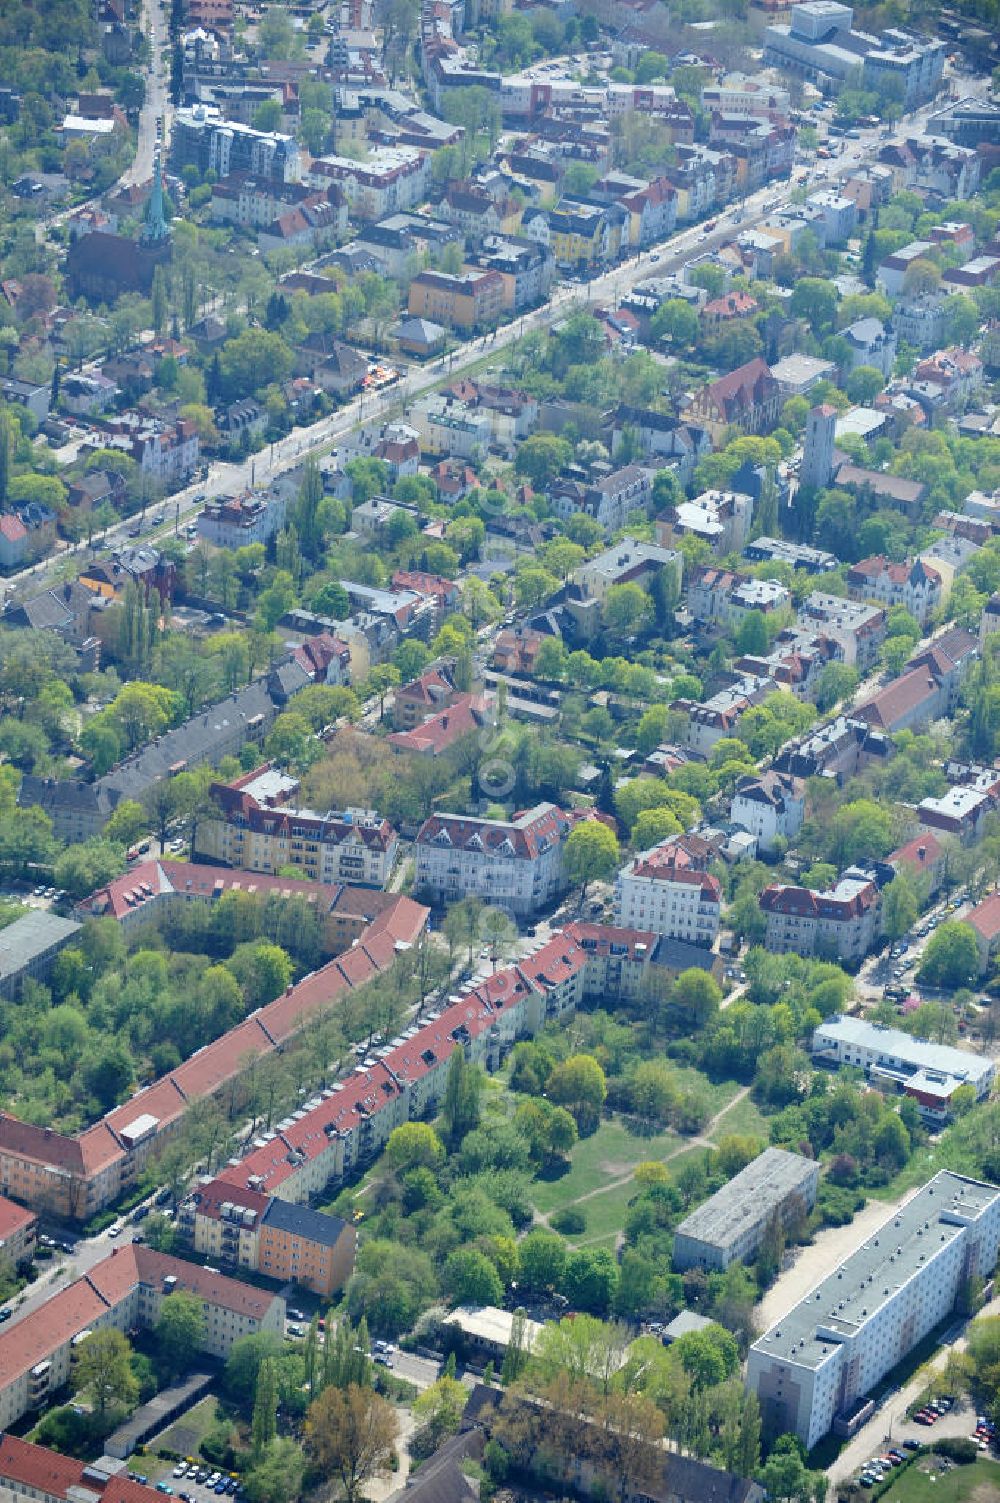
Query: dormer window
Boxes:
[{"xmin": 432, "ymin": 828, "xmax": 452, "ymax": 846}]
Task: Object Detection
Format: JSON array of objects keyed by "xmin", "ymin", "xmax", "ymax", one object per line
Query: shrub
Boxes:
[
  {"xmin": 551, "ymin": 1208, "xmax": 587, "ymax": 1236},
  {"xmin": 936, "ymin": 1438, "xmax": 977, "ymax": 1464}
]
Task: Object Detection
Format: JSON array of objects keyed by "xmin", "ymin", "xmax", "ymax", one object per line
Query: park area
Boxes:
[
  {"xmin": 879, "ymin": 1455, "xmax": 1000, "ymax": 1502},
  {"xmin": 527, "ymin": 1076, "xmax": 761, "ymax": 1249}
]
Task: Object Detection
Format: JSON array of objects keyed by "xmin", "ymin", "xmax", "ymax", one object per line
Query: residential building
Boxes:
[
  {"xmin": 609, "ymin": 407, "xmax": 711, "ymax": 480},
  {"xmin": 573, "ymin": 539, "xmax": 681, "ymax": 604},
  {"xmin": 730, "ymin": 771, "xmax": 805, "ymax": 853},
  {"xmin": 965, "ymin": 894, "xmax": 1000, "ymax": 975},
  {"xmin": 748, "ymin": 1172, "xmax": 1000, "ymax": 1449},
  {"xmin": 842, "ymin": 317, "xmax": 896, "ymax": 378},
  {"xmin": 687, "ymin": 567, "xmax": 790, "ymax": 627},
  {"xmin": 743, "ymin": 536, "xmax": 838, "ymax": 573},
  {"xmin": 615, "ymin": 835, "xmax": 722, "ymax": 946},
  {"xmin": 892, "ymin": 294, "xmax": 947, "ymax": 353},
  {"xmin": 0, "ymin": 1245, "xmax": 285, "ymax": 1429},
  {"xmin": 673, "ymin": 673, "xmax": 775, "ymax": 756},
  {"xmin": 393, "ymin": 661, "xmax": 459, "ymax": 729},
  {"xmin": 760, "ymin": 872, "xmax": 882, "ymax": 961},
  {"xmin": 473, "ymin": 233, "xmax": 554, "ymax": 312},
  {"xmin": 181, "ymin": 1180, "xmax": 356, "ymax": 1298},
  {"xmin": 683, "ymin": 357, "xmax": 782, "ymax": 443},
  {"xmin": 550, "ymin": 465, "xmax": 655, "ymax": 535},
  {"xmin": 408, "ymin": 269, "xmax": 505, "ymax": 331},
  {"xmin": 770, "ymin": 354, "xmax": 836, "ymax": 398},
  {"xmin": 916, "ymin": 784, "xmax": 995, "ymax": 844},
  {"xmin": 662, "ymin": 489, "xmax": 753, "ymax": 555},
  {"xmin": 414, "ymin": 803, "xmax": 573, "ymax": 916},
  {"xmin": 311, "ymin": 147, "xmax": 429, "ymax": 218},
  {"xmin": 172, "ymin": 105, "xmax": 301, "ymax": 182},
  {"xmin": 388, "ymin": 692, "xmax": 493, "ymax": 757},
  {"xmin": 0, "ymin": 1196, "xmax": 36, "ymax": 1270},
  {"xmin": 196, "ymin": 491, "xmax": 287, "ymax": 549},
  {"xmin": 886, "ymin": 830, "xmax": 947, "ymax": 895},
  {"xmin": 0, "ymin": 1436, "xmax": 167, "ymax": 1503},
  {"xmin": 673, "ymin": 1148, "xmax": 819, "ymax": 1271},
  {"xmin": 0, "ymin": 912, "xmax": 83, "ymax": 999},
  {"xmin": 194, "ymin": 764, "xmax": 399, "ymax": 888},
  {"xmin": 845, "ymin": 555, "xmax": 942, "ymax": 626},
  {"xmin": 877, "ymin": 239, "xmax": 934, "ymax": 297},
  {"xmin": 0, "ymin": 896, "xmax": 427, "ymax": 1219},
  {"xmin": 797, "ymin": 592, "xmax": 886, "ymax": 670}
]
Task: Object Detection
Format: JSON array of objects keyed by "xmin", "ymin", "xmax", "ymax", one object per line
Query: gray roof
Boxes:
[
  {"xmin": 663, "ymin": 1309, "xmax": 715, "ymax": 1341},
  {"xmin": 0, "ymin": 910, "xmax": 82, "ymax": 983},
  {"xmin": 261, "ymin": 1197, "xmax": 350, "ymax": 1248},
  {"xmin": 674, "ymin": 1148, "xmax": 818, "ymax": 1254},
  {"xmin": 812, "ymin": 1015, "xmax": 994, "ymax": 1089},
  {"xmin": 100, "ymin": 678, "xmax": 286, "ymax": 804},
  {"xmin": 752, "ymin": 1171, "xmax": 1000, "ymax": 1372},
  {"xmin": 18, "ymin": 776, "xmax": 120, "ymax": 818}
]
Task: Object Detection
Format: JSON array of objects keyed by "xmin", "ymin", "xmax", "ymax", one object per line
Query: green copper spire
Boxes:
[{"xmin": 141, "ymin": 147, "xmax": 169, "ymax": 245}]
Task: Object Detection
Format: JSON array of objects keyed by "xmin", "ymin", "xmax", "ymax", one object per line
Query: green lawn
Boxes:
[
  {"xmin": 708, "ymin": 1092, "xmax": 767, "ymax": 1143},
  {"xmin": 529, "ymin": 1118, "xmax": 681, "ymax": 1216},
  {"xmin": 880, "ymin": 1456, "xmax": 1000, "ymax": 1503}
]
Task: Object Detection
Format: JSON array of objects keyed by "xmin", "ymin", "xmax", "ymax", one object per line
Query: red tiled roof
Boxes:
[
  {"xmin": 967, "ymin": 893, "xmax": 1000, "ymax": 943},
  {"xmin": 387, "ymin": 693, "xmax": 491, "ymax": 756},
  {"xmin": 0, "ymin": 1193, "xmax": 35, "ymax": 1241}
]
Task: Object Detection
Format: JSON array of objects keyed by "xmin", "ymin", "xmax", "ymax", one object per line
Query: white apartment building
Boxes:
[
  {"xmin": 310, "ymin": 146, "xmax": 430, "ymax": 219},
  {"xmin": 730, "ymin": 771, "xmax": 805, "ymax": 853},
  {"xmin": 615, "ymin": 838, "xmax": 722, "ymax": 945},
  {"xmin": 414, "ymin": 803, "xmax": 573, "ymax": 917},
  {"xmin": 797, "ymin": 592, "xmax": 886, "ymax": 670},
  {"xmin": 759, "ymin": 872, "xmax": 881, "ymax": 961},
  {"xmin": 673, "ymin": 1148, "xmax": 820, "ymax": 1272},
  {"xmin": 687, "ymin": 565, "xmax": 791, "ymax": 627},
  {"xmin": 195, "ymin": 765, "xmax": 398, "ymax": 888},
  {"xmin": 846, "ymin": 555, "xmax": 942, "ymax": 628},
  {"xmin": 748, "ymin": 1172, "xmax": 1000, "ymax": 1449},
  {"xmin": 670, "ymin": 489, "xmax": 753, "ymax": 555},
  {"xmin": 197, "ymin": 492, "xmax": 287, "ymax": 549}
]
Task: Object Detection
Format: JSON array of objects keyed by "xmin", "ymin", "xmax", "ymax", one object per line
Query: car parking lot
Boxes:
[{"xmin": 163, "ymin": 1462, "xmax": 243, "ymax": 1502}]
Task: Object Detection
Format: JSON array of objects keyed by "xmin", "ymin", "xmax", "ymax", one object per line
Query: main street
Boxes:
[{"xmin": 1, "ymin": 110, "xmax": 898, "ymax": 606}]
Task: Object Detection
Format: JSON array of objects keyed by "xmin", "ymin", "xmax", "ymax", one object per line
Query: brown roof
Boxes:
[{"xmin": 854, "ymin": 665, "xmax": 939, "ymax": 731}]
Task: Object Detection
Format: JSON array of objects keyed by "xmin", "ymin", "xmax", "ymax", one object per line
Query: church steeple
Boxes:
[{"xmin": 141, "ymin": 147, "xmax": 169, "ymax": 245}]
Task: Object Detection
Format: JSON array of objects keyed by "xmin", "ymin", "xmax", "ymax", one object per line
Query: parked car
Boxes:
[{"xmin": 173, "ymin": 1465, "xmax": 187, "ymax": 1479}]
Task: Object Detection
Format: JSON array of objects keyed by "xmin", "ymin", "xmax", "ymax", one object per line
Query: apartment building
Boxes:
[
  {"xmin": 0, "ymin": 1195, "xmax": 36, "ymax": 1270},
  {"xmin": 181, "ymin": 1180, "xmax": 356, "ymax": 1298},
  {"xmin": 748, "ymin": 1172, "xmax": 1000, "ymax": 1449},
  {"xmin": 0, "ymin": 1245, "xmax": 284, "ymax": 1429},
  {"xmin": 214, "ymin": 920, "xmax": 654, "ymax": 1204},
  {"xmin": 730, "ymin": 771, "xmax": 805, "ymax": 854},
  {"xmin": 414, "ymin": 803, "xmax": 572, "ymax": 916},
  {"xmin": 760, "ymin": 872, "xmax": 881, "ymax": 962},
  {"xmin": 797, "ymin": 592, "xmax": 886, "ymax": 670},
  {"xmin": 666, "ymin": 490, "xmax": 754, "ymax": 556},
  {"xmin": 687, "ymin": 567, "xmax": 790, "ymax": 627},
  {"xmin": 549, "ymin": 466, "xmax": 656, "ymax": 536},
  {"xmin": 0, "ymin": 912, "xmax": 83, "ymax": 1000},
  {"xmin": 311, "ymin": 147, "xmax": 429, "ymax": 218},
  {"xmin": 474, "ymin": 233, "xmax": 555, "ymax": 312},
  {"xmin": 570, "ymin": 540, "xmax": 680, "ymax": 606},
  {"xmin": 172, "ymin": 105, "xmax": 301, "ymax": 182},
  {"xmin": 812, "ymin": 1015, "xmax": 994, "ymax": 1123},
  {"xmin": 194, "ymin": 764, "xmax": 398, "ymax": 888},
  {"xmin": 845, "ymin": 555, "xmax": 942, "ymax": 627},
  {"xmin": 393, "ymin": 660, "xmax": 459, "ymax": 729},
  {"xmin": 673, "ymin": 1148, "xmax": 820, "ymax": 1272},
  {"xmin": 196, "ymin": 492, "xmax": 287, "ymax": 549},
  {"xmin": 0, "ymin": 896, "xmax": 428, "ymax": 1219},
  {"xmin": 408, "ymin": 268, "xmax": 505, "ymax": 330},
  {"xmin": 616, "ymin": 836, "xmax": 722, "ymax": 946}
]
